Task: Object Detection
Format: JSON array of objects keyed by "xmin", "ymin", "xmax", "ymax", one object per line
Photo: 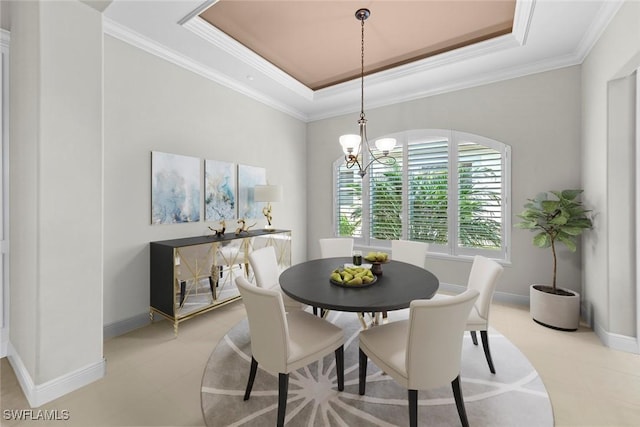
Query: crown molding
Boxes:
[
  {"xmin": 181, "ymin": 16, "xmax": 314, "ymax": 101},
  {"xmin": 102, "ymin": 17, "xmax": 309, "ymax": 122},
  {"xmin": 512, "ymin": 0, "xmax": 535, "ymax": 45},
  {"xmin": 574, "ymin": 0, "xmax": 625, "ymax": 62}
]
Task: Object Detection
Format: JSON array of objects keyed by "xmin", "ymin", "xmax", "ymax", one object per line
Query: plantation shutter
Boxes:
[
  {"xmin": 369, "ymin": 148, "xmax": 403, "ymax": 240},
  {"xmin": 407, "ymin": 138, "xmax": 450, "ymax": 245},
  {"xmin": 335, "ymin": 163, "xmax": 362, "ymax": 237},
  {"xmin": 457, "ymin": 141, "xmax": 502, "ymax": 249}
]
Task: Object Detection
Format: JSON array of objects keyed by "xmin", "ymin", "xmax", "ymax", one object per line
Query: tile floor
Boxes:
[{"xmin": 2, "ymin": 300, "xmax": 640, "ymax": 426}]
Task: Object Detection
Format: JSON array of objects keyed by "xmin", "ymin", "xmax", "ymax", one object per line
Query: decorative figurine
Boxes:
[
  {"xmin": 208, "ymin": 220, "xmax": 226, "ymax": 238},
  {"xmin": 235, "ymin": 218, "xmax": 256, "ymax": 235},
  {"xmin": 262, "ymin": 204, "xmax": 273, "ymax": 229}
]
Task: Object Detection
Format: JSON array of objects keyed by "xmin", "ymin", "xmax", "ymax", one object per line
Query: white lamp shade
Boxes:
[
  {"xmin": 254, "ymin": 184, "xmax": 283, "ymax": 202},
  {"xmin": 339, "ymin": 134, "xmax": 361, "ymax": 155},
  {"xmin": 375, "ymin": 137, "xmax": 396, "ymax": 153}
]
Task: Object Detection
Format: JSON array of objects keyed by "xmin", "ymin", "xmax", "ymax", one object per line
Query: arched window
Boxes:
[{"xmin": 333, "ymin": 130, "xmax": 511, "ymax": 260}]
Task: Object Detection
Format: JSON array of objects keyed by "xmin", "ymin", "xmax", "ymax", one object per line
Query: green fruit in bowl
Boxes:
[
  {"xmin": 347, "ymin": 277, "xmax": 363, "ymax": 286},
  {"xmin": 364, "ymin": 251, "xmax": 388, "ymax": 262}
]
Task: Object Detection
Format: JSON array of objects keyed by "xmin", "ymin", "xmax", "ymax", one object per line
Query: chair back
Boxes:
[
  {"xmin": 249, "ymin": 246, "xmax": 279, "ymax": 289},
  {"xmin": 467, "ymin": 255, "xmax": 504, "ymax": 321},
  {"xmin": 391, "ymin": 240, "xmax": 428, "ymax": 268},
  {"xmin": 319, "ymin": 238, "xmax": 354, "ymax": 258},
  {"xmin": 236, "ymin": 276, "xmax": 289, "ymax": 373},
  {"xmin": 406, "ymin": 289, "xmax": 479, "ymax": 390}
]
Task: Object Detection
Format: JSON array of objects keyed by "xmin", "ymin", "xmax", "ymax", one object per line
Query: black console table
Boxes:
[{"xmin": 150, "ymin": 229, "xmax": 291, "ymax": 335}]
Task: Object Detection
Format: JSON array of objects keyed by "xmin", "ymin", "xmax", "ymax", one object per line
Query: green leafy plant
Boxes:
[{"xmin": 515, "ymin": 190, "xmax": 592, "ymax": 293}]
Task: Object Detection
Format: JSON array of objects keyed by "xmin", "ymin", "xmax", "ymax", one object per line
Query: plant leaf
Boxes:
[
  {"xmin": 561, "ymin": 189, "xmax": 583, "ymax": 200},
  {"xmin": 533, "ymin": 232, "xmax": 551, "ymax": 248},
  {"xmin": 557, "ymin": 234, "xmax": 577, "ymax": 252}
]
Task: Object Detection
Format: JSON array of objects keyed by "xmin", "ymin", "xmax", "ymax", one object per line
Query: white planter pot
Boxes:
[{"xmin": 530, "ymin": 284, "xmax": 580, "ymax": 331}]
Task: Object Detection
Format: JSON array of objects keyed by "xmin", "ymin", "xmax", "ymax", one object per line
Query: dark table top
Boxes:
[{"xmin": 279, "ymin": 257, "xmax": 439, "ymax": 312}]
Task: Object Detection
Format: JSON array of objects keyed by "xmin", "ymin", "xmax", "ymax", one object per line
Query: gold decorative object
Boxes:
[
  {"xmin": 235, "ymin": 218, "xmax": 256, "ymax": 235},
  {"xmin": 254, "ymin": 184, "xmax": 283, "ymax": 231},
  {"xmin": 208, "ymin": 220, "xmax": 226, "ymax": 237}
]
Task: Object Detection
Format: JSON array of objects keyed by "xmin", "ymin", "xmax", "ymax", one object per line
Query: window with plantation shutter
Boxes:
[
  {"xmin": 407, "ymin": 136, "xmax": 450, "ymax": 246},
  {"xmin": 457, "ymin": 139, "xmax": 503, "ymax": 250},
  {"xmin": 333, "ymin": 130, "xmax": 510, "ymax": 261},
  {"xmin": 369, "ymin": 148, "xmax": 403, "ymax": 241},
  {"xmin": 334, "ymin": 162, "xmax": 362, "ymax": 237}
]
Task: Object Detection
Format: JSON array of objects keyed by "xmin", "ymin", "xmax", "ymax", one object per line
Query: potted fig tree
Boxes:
[{"xmin": 516, "ymin": 189, "xmax": 592, "ymax": 331}]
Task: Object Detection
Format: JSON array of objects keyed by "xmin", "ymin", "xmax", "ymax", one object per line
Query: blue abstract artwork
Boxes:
[
  {"xmin": 205, "ymin": 160, "xmax": 236, "ymax": 222},
  {"xmin": 151, "ymin": 151, "xmax": 201, "ymax": 224},
  {"xmin": 238, "ymin": 164, "xmax": 266, "ymax": 219}
]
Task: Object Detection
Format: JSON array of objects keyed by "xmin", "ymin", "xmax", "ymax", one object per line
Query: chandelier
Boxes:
[{"xmin": 339, "ymin": 8, "xmax": 397, "ymax": 178}]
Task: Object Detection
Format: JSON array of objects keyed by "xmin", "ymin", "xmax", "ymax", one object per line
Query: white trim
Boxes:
[
  {"xmin": 102, "ymin": 17, "xmax": 309, "ymax": 122},
  {"xmin": 7, "ymin": 342, "xmax": 106, "ymax": 408},
  {"xmin": 0, "ymin": 28, "xmax": 8, "ymax": 358},
  {"xmin": 636, "ymin": 67, "xmax": 640, "ymax": 354},
  {"xmin": 512, "ymin": 0, "xmax": 535, "ymax": 46},
  {"xmin": 181, "ymin": 16, "xmax": 313, "ymax": 101},
  {"xmin": 574, "ymin": 0, "xmax": 625, "ymax": 62},
  {"xmin": 593, "ymin": 321, "xmax": 639, "ymax": 355}
]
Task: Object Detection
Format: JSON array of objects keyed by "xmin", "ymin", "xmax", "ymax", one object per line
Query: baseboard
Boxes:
[
  {"xmin": 7, "ymin": 342, "xmax": 106, "ymax": 408},
  {"xmin": 103, "ymin": 312, "xmax": 150, "ymax": 340},
  {"xmin": 593, "ymin": 321, "xmax": 639, "ymax": 354},
  {"xmin": 439, "ymin": 282, "xmax": 530, "ymax": 306}
]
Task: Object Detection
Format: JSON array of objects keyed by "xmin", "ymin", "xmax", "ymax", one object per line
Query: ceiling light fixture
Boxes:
[{"xmin": 339, "ymin": 8, "xmax": 396, "ymax": 178}]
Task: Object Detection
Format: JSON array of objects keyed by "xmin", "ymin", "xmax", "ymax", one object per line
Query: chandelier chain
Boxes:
[{"xmin": 360, "ymin": 16, "xmax": 365, "ymax": 120}]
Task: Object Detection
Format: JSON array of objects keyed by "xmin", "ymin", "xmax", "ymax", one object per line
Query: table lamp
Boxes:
[{"xmin": 254, "ymin": 184, "xmax": 283, "ymax": 231}]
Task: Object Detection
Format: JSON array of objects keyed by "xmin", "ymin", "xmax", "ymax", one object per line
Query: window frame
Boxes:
[{"xmin": 332, "ymin": 129, "xmax": 511, "ymax": 262}]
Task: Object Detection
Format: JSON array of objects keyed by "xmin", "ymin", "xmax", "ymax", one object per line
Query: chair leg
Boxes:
[
  {"xmin": 277, "ymin": 373, "xmax": 289, "ymax": 427},
  {"xmin": 244, "ymin": 357, "xmax": 258, "ymax": 401},
  {"xmin": 335, "ymin": 345, "xmax": 344, "ymax": 391},
  {"xmin": 452, "ymin": 375, "xmax": 470, "ymax": 427},
  {"xmin": 408, "ymin": 389, "xmax": 418, "ymax": 427},
  {"xmin": 358, "ymin": 348, "xmax": 368, "ymax": 395},
  {"xmin": 470, "ymin": 330, "xmax": 478, "ymax": 345},
  {"xmin": 480, "ymin": 330, "xmax": 496, "ymax": 374}
]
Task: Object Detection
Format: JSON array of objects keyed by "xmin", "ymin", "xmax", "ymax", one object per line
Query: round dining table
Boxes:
[{"xmin": 279, "ymin": 257, "xmax": 439, "ymax": 313}]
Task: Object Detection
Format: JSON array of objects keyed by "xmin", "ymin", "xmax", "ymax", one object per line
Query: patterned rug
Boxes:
[{"xmin": 201, "ymin": 310, "xmax": 553, "ymax": 426}]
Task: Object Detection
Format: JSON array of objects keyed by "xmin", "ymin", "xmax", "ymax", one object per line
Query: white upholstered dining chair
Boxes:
[
  {"xmin": 462, "ymin": 255, "xmax": 504, "ymax": 373},
  {"xmin": 358, "ymin": 289, "xmax": 479, "ymax": 427},
  {"xmin": 236, "ymin": 276, "xmax": 345, "ymax": 427},
  {"xmin": 319, "ymin": 237, "xmax": 354, "ymax": 258},
  {"xmin": 248, "ymin": 246, "xmax": 304, "ymax": 311},
  {"xmin": 391, "ymin": 239, "xmax": 428, "ymax": 268},
  {"xmin": 433, "ymin": 255, "xmax": 504, "ymax": 373}
]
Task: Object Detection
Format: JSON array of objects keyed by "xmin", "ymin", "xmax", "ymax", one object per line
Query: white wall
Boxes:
[
  {"xmin": 103, "ymin": 35, "xmax": 307, "ymax": 330},
  {"xmin": 307, "ymin": 66, "xmax": 583, "ymax": 298},
  {"xmin": 582, "ymin": 0, "xmax": 640, "ymax": 342},
  {"xmin": 9, "ymin": 0, "xmax": 104, "ymax": 404}
]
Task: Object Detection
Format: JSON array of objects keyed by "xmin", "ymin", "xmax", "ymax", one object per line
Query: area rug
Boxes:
[{"xmin": 201, "ymin": 310, "xmax": 553, "ymax": 426}]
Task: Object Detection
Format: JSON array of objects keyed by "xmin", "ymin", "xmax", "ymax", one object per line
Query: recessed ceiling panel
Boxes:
[{"xmin": 200, "ymin": 0, "xmax": 516, "ymax": 90}]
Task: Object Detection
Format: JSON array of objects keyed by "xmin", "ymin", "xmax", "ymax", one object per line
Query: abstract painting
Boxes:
[
  {"xmin": 205, "ymin": 160, "xmax": 236, "ymax": 222},
  {"xmin": 151, "ymin": 151, "xmax": 201, "ymax": 224},
  {"xmin": 237, "ymin": 164, "xmax": 266, "ymax": 219}
]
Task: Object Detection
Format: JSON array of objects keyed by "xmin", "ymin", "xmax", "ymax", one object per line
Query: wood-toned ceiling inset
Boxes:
[{"xmin": 199, "ymin": 0, "xmax": 516, "ymax": 90}]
